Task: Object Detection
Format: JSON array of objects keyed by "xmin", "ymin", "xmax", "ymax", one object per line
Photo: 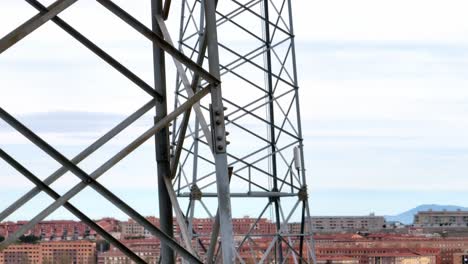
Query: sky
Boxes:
[{"xmin": 1, "ymin": 0, "xmax": 468, "ymax": 221}]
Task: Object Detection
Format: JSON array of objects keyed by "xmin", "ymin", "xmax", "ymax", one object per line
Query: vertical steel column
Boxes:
[
  {"xmin": 152, "ymin": 0, "xmax": 174, "ymax": 263},
  {"xmin": 299, "ymin": 200, "xmax": 306, "ymax": 264},
  {"xmin": 287, "ymin": 0, "xmax": 318, "ymax": 261},
  {"xmin": 204, "ymin": 0, "xmax": 236, "ymax": 262},
  {"xmin": 262, "ymin": 0, "xmax": 283, "ymax": 262}
]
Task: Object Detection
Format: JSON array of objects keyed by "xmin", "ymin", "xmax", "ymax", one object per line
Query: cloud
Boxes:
[
  {"xmin": 0, "ymin": 111, "xmax": 156, "ymax": 148},
  {"xmin": 1, "ymin": 111, "xmax": 125, "ymax": 132},
  {"xmin": 295, "ymin": 0, "xmax": 468, "ymax": 43}
]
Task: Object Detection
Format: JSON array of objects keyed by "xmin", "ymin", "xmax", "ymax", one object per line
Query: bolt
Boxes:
[{"xmin": 217, "ymin": 145, "xmax": 224, "ymax": 151}]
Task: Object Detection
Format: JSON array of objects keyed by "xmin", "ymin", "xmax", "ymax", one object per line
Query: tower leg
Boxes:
[
  {"xmin": 204, "ymin": 0, "xmax": 236, "ymax": 262},
  {"xmin": 152, "ymin": 0, "xmax": 174, "ymax": 263}
]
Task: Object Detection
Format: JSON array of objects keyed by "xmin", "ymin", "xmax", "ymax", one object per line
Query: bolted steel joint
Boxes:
[
  {"xmin": 190, "ymin": 185, "xmax": 202, "ymax": 201},
  {"xmin": 298, "ymin": 186, "xmax": 308, "ymax": 201},
  {"xmin": 210, "ymin": 104, "xmax": 228, "ymax": 154},
  {"xmin": 84, "ymin": 178, "xmax": 93, "ymax": 184}
]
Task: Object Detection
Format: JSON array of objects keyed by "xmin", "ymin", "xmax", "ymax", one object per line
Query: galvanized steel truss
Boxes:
[
  {"xmin": 171, "ymin": 0, "xmax": 317, "ymax": 263},
  {"xmin": 0, "ymin": 0, "xmax": 315, "ymax": 263}
]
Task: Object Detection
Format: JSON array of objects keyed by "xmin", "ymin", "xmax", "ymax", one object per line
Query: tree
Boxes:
[
  {"xmin": 96, "ymin": 240, "xmax": 110, "ymax": 252},
  {"xmin": 18, "ymin": 235, "xmax": 40, "ymax": 244}
]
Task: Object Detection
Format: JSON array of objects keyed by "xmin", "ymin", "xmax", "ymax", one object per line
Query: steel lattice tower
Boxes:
[{"xmin": 0, "ymin": 0, "xmax": 315, "ymax": 263}]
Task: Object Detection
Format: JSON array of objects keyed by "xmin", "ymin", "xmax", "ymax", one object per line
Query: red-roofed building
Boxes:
[
  {"xmin": 314, "ymin": 233, "xmax": 468, "ymax": 264},
  {"xmin": 0, "ymin": 240, "xmax": 96, "ymax": 264}
]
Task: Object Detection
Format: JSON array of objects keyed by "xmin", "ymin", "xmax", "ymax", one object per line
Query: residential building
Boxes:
[
  {"xmin": 0, "ymin": 220, "xmax": 93, "ymax": 240},
  {"xmin": 309, "ymin": 213, "xmax": 386, "ymax": 232},
  {"xmin": 0, "ymin": 244, "xmax": 41, "ymax": 264},
  {"xmin": 41, "ymin": 241, "xmax": 96, "ymax": 263},
  {"xmin": 120, "ymin": 217, "xmax": 160, "ymax": 238},
  {"xmin": 317, "ymin": 256, "xmax": 360, "ymax": 264},
  {"xmin": 98, "ymin": 239, "xmax": 160, "ymax": 264},
  {"xmin": 317, "ymin": 247, "xmax": 438, "ymax": 264},
  {"xmin": 119, "ymin": 216, "xmax": 275, "ymax": 239},
  {"xmin": 368, "ymin": 254, "xmax": 437, "ymax": 264},
  {"xmin": 414, "ymin": 210, "xmax": 468, "ymax": 228},
  {"xmin": 0, "ymin": 240, "xmax": 96, "ymax": 264},
  {"xmin": 314, "ymin": 233, "xmax": 468, "ymax": 264}
]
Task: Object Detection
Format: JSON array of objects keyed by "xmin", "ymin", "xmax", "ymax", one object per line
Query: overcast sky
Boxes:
[{"xmin": 1, "ymin": 0, "xmax": 468, "ymax": 221}]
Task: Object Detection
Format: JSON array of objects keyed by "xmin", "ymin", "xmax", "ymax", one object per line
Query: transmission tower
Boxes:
[
  {"xmin": 171, "ymin": 0, "xmax": 317, "ymax": 262},
  {"xmin": 0, "ymin": 0, "xmax": 315, "ymax": 263}
]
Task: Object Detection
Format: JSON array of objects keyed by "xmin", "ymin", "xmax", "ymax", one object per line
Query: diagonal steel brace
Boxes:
[
  {"xmin": 24, "ymin": 0, "xmax": 162, "ymax": 100},
  {"xmin": 97, "ymin": 0, "xmax": 220, "ymax": 86},
  {"xmin": 0, "ymin": 0, "xmax": 78, "ymax": 54},
  {"xmin": 0, "ymin": 149, "xmax": 146, "ymax": 264},
  {"xmin": 0, "ymin": 99, "xmax": 155, "ymax": 222},
  {"xmin": 0, "ymin": 86, "xmax": 211, "ymax": 263}
]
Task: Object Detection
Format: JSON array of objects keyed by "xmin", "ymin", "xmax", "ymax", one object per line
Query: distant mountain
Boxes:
[{"xmin": 385, "ymin": 204, "xmax": 468, "ymax": 225}]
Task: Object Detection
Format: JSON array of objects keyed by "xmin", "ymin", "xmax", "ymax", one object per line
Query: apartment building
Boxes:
[
  {"xmin": 414, "ymin": 210, "xmax": 468, "ymax": 228},
  {"xmin": 98, "ymin": 239, "xmax": 160, "ymax": 264},
  {"xmin": 41, "ymin": 241, "xmax": 96, "ymax": 263},
  {"xmin": 314, "ymin": 233, "xmax": 468, "ymax": 264},
  {"xmin": 317, "ymin": 247, "xmax": 439, "ymax": 264},
  {"xmin": 309, "ymin": 213, "xmax": 386, "ymax": 232},
  {"xmin": 0, "ymin": 244, "xmax": 41, "ymax": 264},
  {"xmin": 0, "ymin": 240, "xmax": 96, "ymax": 264},
  {"xmin": 0, "ymin": 218, "xmax": 121, "ymax": 241},
  {"xmin": 120, "ymin": 217, "xmax": 160, "ymax": 238},
  {"xmin": 1, "ymin": 220, "xmax": 96, "ymax": 240},
  {"xmin": 119, "ymin": 216, "xmax": 276, "ymax": 239}
]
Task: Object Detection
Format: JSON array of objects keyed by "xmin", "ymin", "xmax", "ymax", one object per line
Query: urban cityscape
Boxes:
[{"xmin": 2, "ymin": 207, "xmax": 468, "ymax": 263}]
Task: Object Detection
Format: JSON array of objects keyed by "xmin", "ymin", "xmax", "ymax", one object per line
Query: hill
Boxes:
[{"xmin": 385, "ymin": 204, "xmax": 468, "ymax": 225}]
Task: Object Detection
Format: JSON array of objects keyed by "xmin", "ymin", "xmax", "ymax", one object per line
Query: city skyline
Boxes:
[{"xmin": 3, "ymin": 210, "xmax": 468, "ymax": 263}]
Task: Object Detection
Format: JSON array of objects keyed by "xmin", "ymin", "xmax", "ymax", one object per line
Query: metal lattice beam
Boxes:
[
  {"xmin": 0, "ymin": 0, "xmax": 313, "ymax": 263},
  {"xmin": 171, "ymin": 0, "xmax": 317, "ymax": 263}
]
